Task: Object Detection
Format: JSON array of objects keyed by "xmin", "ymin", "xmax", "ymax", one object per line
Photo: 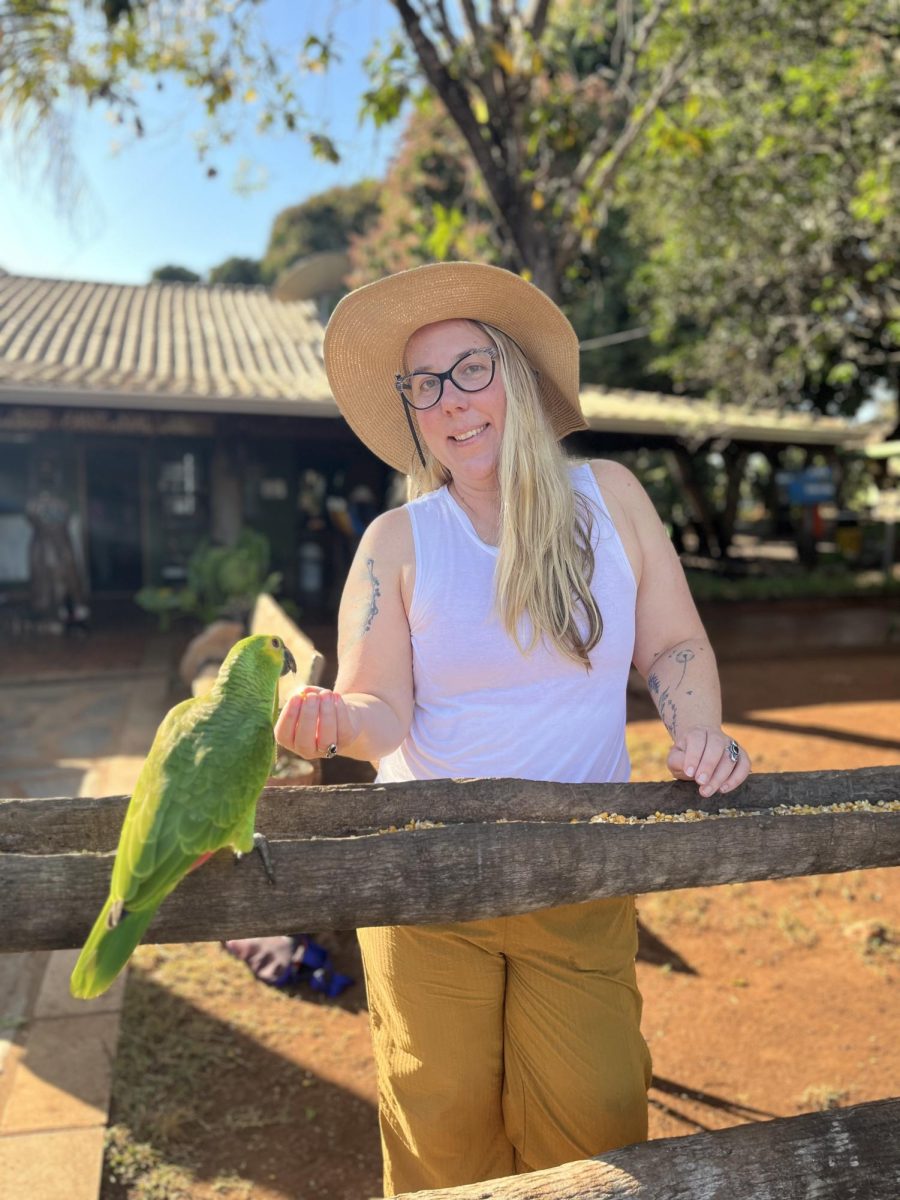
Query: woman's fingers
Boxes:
[
  {"xmin": 716, "ymin": 740, "xmax": 752, "ymax": 795},
  {"xmin": 696, "ymin": 736, "xmax": 751, "ymax": 797},
  {"xmin": 667, "ymin": 727, "xmax": 752, "ymax": 796},
  {"xmin": 314, "ymin": 691, "xmax": 338, "ymax": 754},
  {"xmin": 666, "ymin": 727, "xmax": 708, "ymax": 780},
  {"xmin": 275, "ymin": 686, "xmax": 330, "ymax": 758}
]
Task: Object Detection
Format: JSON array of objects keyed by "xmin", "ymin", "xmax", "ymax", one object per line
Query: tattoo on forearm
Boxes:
[
  {"xmin": 673, "ymin": 648, "xmax": 695, "ymax": 688},
  {"xmin": 649, "ymin": 671, "xmax": 676, "ymax": 729},
  {"xmin": 656, "ymin": 685, "xmax": 677, "ymax": 738},
  {"xmin": 363, "ymin": 558, "xmax": 381, "ymax": 633},
  {"xmin": 648, "ymin": 644, "xmax": 701, "ymax": 736}
]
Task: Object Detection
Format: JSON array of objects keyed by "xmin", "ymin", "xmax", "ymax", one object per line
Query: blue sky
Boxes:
[{"xmin": 0, "ymin": 0, "xmax": 401, "ymax": 285}]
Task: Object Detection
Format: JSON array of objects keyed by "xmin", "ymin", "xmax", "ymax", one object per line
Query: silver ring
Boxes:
[
  {"xmin": 324, "ymin": 743, "xmax": 338, "ymax": 759},
  {"xmin": 728, "ymin": 739, "xmax": 740, "ymax": 764}
]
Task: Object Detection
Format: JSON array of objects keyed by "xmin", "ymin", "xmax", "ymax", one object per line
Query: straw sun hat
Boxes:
[{"xmin": 322, "ymin": 261, "xmax": 587, "ymax": 474}]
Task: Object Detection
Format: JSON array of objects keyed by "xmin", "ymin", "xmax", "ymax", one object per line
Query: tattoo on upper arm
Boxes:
[{"xmin": 363, "ymin": 558, "xmax": 381, "ymax": 634}]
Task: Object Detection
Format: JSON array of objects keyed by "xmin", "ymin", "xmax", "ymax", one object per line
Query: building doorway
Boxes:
[{"xmin": 86, "ymin": 443, "xmax": 143, "ymax": 593}]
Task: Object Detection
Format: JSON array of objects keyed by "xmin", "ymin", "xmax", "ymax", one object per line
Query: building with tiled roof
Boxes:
[
  {"xmin": 0, "ymin": 269, "xmax": 332, "ymax": 414},
  {"xmin": 0, "ymin": 267, "xmax": 893, "ymax": 616}
]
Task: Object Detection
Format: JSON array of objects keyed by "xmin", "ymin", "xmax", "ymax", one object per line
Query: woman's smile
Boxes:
[{"xmin": 448, "ymin": 422, "xmax": 489, "ymax": 444}]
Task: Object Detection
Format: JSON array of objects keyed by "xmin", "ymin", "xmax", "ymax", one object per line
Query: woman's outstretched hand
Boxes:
[
  {"xmin": 667, "ymin": 725, "xmax": 751, "ymax": 798},
  {"xmin": 275, "ymin": 686, "xmax": 361, "ymax": 760}
]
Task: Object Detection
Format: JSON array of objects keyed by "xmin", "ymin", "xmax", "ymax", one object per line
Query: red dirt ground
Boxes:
[{"xmin": 100, "ymin": 643, "xmax": 899, "ymax": 1200}]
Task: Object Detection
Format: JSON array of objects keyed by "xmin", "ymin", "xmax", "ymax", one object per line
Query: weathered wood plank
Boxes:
[
  {"xmin": 2, "ymin": 803, "xmax": 898, "ymax": 951},
  {"xmin": 397, "ymin": 1097, "xmax": 900, "ymax": 1200},
  {"xmin": 1, "ymin": 765, "xmax": 898, "ymax": 853}
]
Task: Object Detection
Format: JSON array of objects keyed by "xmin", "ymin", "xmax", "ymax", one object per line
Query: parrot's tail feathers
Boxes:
[
  {"xmin": 188, "ymin": 850, "xmax": 216, "ymax": 874},
  {"xmin": 69, "ymin": 896, "xmax": 158, "ymax": 1000}
]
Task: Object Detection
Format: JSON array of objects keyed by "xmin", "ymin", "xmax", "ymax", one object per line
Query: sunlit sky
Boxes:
[{"xmin": 0, "ymin": 0, "xmax": 401, "ymax": 286}]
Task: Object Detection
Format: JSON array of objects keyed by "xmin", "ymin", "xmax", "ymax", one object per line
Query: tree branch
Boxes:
[
  {"xmin": 525, "ymin": 0, "xmax": 552, "ymax": 41},
  {"xmin": 458, "ymin": 0, "xmax": 483, "ymax": 44},
  {"xmin": 389, "ymin": 0, "xmax": 548, "ymax": 277},
  {"xmin": 455, "ymin": 0, "xmax": 515, "ymax": 140},
  {"xmin": 554, "ymin": 46, "xmax": 694, "ymax": 270},
  {"xmin": 567, "ymin": 21, "xmax": 688, "ymax": 200},
  {"xmin": 592, "ymin": 48, "xmax": 695, "ymax": 191},
  {"xmin": 617, "ymin": 0, "xmax": 671, "ymax": 99},
  {"xmin": 390, "ymin": 0, "xmax": 512, "ymax": 210},
  {"xmin": 610, "ymin": 0, "xmax": 634, "ymax": 69},
  {"xmin": 422, "ymin": 0, "xmax": 457, "ymax": 51}
]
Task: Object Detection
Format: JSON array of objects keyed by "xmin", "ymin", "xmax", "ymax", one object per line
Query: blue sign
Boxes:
[{"xmin": 777, "ymin": 467, "xmax": 835, "ymax": 506}]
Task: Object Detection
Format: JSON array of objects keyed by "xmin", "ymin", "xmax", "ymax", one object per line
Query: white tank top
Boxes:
[{"xmin": 376, "ymin": 462, "xmax": 637, "ymax": 786}]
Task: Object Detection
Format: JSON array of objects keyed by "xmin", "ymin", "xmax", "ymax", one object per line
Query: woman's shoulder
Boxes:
[
  {"xmin": 586, "ymin": 457, "xmax": 639, "ymax": 490},
  {"xmin": 360, "ymin": 504, "xmax": 415, "ymax": 563},
  {"xmin": 585, "ymin": 459, "xmax": 652, "ymax": 513}
]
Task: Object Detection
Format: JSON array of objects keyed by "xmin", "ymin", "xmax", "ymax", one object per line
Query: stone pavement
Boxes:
[{"xmin": 0, "ymin": 633, "xmax": 177, "ymax": 1200}]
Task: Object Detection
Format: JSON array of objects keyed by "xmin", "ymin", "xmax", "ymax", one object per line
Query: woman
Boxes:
[{"xmin": 277, "ymin": 261, "xmax": 751, "ymax": 1193}]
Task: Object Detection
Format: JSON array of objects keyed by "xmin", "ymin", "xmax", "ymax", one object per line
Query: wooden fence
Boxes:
[{"xmin": 2, "ymin": 764, "xmax": 900, "ymax": 1197}]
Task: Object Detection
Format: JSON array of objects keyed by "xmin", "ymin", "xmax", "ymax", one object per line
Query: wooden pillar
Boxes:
[{"xmin": 210, "ymin": 437, "xmax": 242, "ymax": 547}]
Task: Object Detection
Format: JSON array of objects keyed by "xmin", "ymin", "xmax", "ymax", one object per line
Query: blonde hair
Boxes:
[{"xmin": 406, "ymin": 321, "xmax": 602, "ymax": 667}]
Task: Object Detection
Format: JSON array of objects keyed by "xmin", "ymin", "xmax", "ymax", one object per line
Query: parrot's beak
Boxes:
[{"xmin": 281, "ymin": 647, "xmax": 297, "ymax": 676}]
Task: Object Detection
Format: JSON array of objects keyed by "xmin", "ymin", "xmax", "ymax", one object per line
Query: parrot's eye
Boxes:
[{"xmin": 270, "ymin": 638, "xmax": 280, "ymax": 649}]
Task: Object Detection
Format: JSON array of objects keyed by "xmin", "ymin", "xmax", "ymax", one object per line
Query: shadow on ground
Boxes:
[
  {"xmin": 648, "ymin": 1075, "xmax": 778, "ymax": 1133},
  {"xmin": 101, "ymin": 967, "xmax": 381, "ymax": 1200}
]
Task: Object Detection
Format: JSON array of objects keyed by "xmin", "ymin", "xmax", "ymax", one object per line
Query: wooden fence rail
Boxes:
[
  {"xmin": 400, "ymin": 1098, "xmax": 900, "ymax": 1200},
  {"xmin": 2, "ymin": 765, "xmax": 898, "ymax": 953}
]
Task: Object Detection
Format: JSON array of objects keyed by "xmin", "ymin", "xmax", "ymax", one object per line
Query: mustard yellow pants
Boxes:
[{"xmin": 357, "ymin": 897, "xmax": 652, "ymax": 1196}]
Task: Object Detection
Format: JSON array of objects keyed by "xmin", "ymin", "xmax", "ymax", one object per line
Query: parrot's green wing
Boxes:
[{"xmin": 111, "ymin": 693, "xmax": 276, "ymax": 913}]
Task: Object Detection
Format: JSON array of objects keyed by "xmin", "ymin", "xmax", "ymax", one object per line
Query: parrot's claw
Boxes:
[
  {"xmin": 252, "ymin": 831, "xmax": 276, "ymax": 885},
  {"xmin": 234, "ymin": 834, "xmax": 275, "ymax": 883}
]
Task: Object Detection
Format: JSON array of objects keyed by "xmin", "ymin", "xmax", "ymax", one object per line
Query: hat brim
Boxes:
[{"xmin": 323, "ymin": 262, "xmax": 587, "ymax": 473}]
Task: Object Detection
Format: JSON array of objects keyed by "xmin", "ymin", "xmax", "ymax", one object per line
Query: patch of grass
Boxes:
[
  {"xmin": 104, "ymin": 1126, "xmax": 196, "ymax": 1200},
  {"xmin": 841, "ymin": 919, "xmax": 900, "ymax": 966},
  {"xmin": 777, "ymin": 908, "xmax": 820, "ymax": 948},
  {"xmin": 102, "ymin": 952, "xmax": 255, "ymax": 1198},
  {"xmin": 111, "ymin": 965, "xmax": 248, "ymax": 1143},
  {"xmin": 101, "ymin": 941, "xmax": 345, "ymax": 1200},
  {"xmin": 797, "ymin": 1084, "xmax": 850, "ymax": 1112},
  {"xmin": 686, "ymin": 565, "xmax": 899, "ymax": 604},
  {"xmin": 640, "ymin": 891, "xmax": 713, "ymax": 930},
  {"xmin": 209, "ymin": 1176, "xmax": 254, "ymax": 1198},
  {"xmin": 864, "ymin": 927, "xmax": 900, "ymax": 962}
]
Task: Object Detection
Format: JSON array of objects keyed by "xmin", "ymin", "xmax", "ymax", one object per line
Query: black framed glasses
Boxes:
[{"xmin": 395, "ymin": 347, "xmax": 497, "ymax": 410}]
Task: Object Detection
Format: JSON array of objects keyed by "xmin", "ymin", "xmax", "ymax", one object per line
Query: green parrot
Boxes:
[{"xmin": 70, "ymin": 634, "xmax": 296, "ymax": 1000}]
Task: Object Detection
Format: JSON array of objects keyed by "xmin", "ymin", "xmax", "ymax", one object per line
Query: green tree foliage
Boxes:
[
  {"xmin": 623, "ymin": 0, "xmax": 900, "ymax": 416},
  {"xmin": 261, "ymin": 180, "xmax": 382, "ymax": 282},
  {"xmin": 150, "ymin": 264, "xmax": 200, "ymax": 283},
  {"xmin": 361, "ymin": 0, "xmax": 697, "ymax": 300},
  {"xmin": 207, "ymin": 256, "xmax": 264, "ymax": 287},
  {"xmin": 348, "ymin": 98, "xmax": 496, "ymax": 281}
]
